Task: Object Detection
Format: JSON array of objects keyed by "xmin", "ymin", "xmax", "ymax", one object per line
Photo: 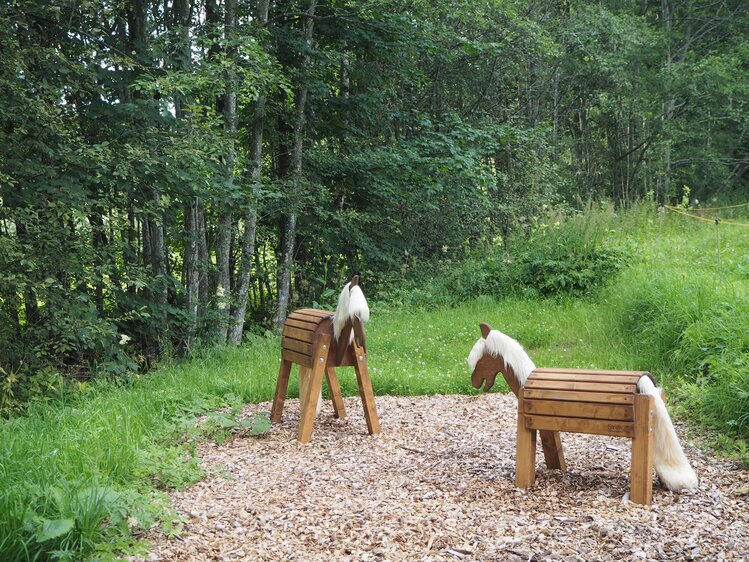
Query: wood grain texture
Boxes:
[
  {"xmin": 515, "ymin": 396, "xmax": 537, "ymax": 488},
  {"xmin": 524, "ymin": 399, "xmax": 634, "ymax": 421},
  {"xmin": 271, "ymin": 359, "xmax": 293, "ymax": 423},
  {"xmin": 630, "ymin": 394, "xmax": 655, "ymax": 505}
]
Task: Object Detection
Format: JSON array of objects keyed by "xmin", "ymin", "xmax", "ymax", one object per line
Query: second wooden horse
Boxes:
[{"xmin": 271, "ymin": 276, "xmax": 381, "ymax": 443}]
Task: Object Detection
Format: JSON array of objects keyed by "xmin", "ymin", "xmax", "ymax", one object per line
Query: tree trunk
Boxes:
[
  {"xmin": 228, "ymin": 0, "xmax": 269, "ymax": 344},
  {"xmin": 183, "ymin": 199, "xmax": 200, "ymax": 337},
  {"xmin": 213, "ymin": 0, "xmax": 236, "ymax": 344},
  {"xmin": 273, "ymin": 0, "xmax": 316, "ymax": 331}
]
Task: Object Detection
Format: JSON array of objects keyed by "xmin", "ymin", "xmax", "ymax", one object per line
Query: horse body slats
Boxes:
[
  {"xmin": 523, "ymin": 398, "xmax": 634, "ymax": 421},
  {"xmin": 524, "ymin": 379, "xmax": 638, "ymax": 394},
  {"xmin": 283, "ymin": 325, "xmax": 317, "ymax": 343},
  {"xmin": 282, "ymin": 348, "xmax": 314, "ymax": 367},
  {"xmin": 530, "ymin": 371, "xmax": 645, "ymax": 384},
  {"xmin": 533, "ymin": 367, "xmax": 648, "ymax": 379},
  {"xmin": 282, "ymin": 337, "xmax": 313, "ymax": 356},
  {"xmin": 523, "ymin": 389, "xmax": 635, "ymax": 404},
  {"xmin": 291, "ymin": 308, "xmax": 333, "ymax": 320},
  {"xmin": 525, "ymin": 414, "xmax": 635, "ymax": 438},
  {"xmin": 284, "ymin": 317, "xmax": 320, "ymax": 331}
]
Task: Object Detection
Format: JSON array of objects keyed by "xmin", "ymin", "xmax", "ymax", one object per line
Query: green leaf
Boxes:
[
  {"xmin": 36, "ymin": 518, "xmax": 75, "ymax": 542},
  {"xmin": 250, "ymin": 412, "xmax": 271, "ymax": 436}
]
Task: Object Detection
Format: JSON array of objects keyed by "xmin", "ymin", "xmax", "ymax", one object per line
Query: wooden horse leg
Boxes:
[
  {"xmin": 271, "ymin": 359, "xmax": 292, "ymax": 423},
  {"xmin": 298, "ymin": 366, "xmax": 315, "ymax": 418},
  {"xmin": 297, "ymin": 334, "xmax": 331, "ymax": 443},
  {"xmin": 352, "ymin": 340, "xmax": 381, "ymax": 435},
  {"xmin": 539, "ymin": 430, "xmax": 566, "ymax": 471},
  {"xmin": 516, "ymin": 395, "xmax": 537, "ymax": 488},
  {"xmin": 325, "ymin": 367, "xmax": 347, "ymax": 419},
  {"xmin": 630, "ymin": 394, "xmax": 655, "ymax": 505}
]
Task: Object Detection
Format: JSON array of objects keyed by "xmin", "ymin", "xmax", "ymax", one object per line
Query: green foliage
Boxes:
[
  {"xmin": 0, "ymin": 336, "xmax": 278, "ymax": 560},
  {"xmin": 376, "ymin": 210, "xmax": 631, "ymax": 306}
]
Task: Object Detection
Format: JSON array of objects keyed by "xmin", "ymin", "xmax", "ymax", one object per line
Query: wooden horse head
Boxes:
[{"xmin": 468, "ymin": 322, "xmax": 525, "ymax": 397}]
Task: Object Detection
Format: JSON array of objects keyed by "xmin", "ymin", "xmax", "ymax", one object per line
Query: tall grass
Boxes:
[{"xmin": 2, "ymin": 202, "xmax": 748, "ymax": 560}]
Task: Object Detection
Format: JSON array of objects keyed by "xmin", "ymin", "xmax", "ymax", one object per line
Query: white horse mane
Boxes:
[
  {"xmin": 636, "ymin": 376, "xmax": 699, "ymax": 491},
  {"xmin": 333, "ymin": 281, "xmax": 369, "ymax": 341},
  {"xmin": 466, "ymin": 329, "xmax": 536, "ymax": 388}
]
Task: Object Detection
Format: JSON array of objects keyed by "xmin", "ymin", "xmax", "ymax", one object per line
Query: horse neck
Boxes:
[{"xmin": 495, "ymin": 354, "xmax": 522, "ymax": 397}]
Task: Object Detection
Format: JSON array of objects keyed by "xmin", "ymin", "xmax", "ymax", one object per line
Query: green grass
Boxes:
[{"xmin": 2, "ymin": 203, "xmax": 749, "ymax": 560}]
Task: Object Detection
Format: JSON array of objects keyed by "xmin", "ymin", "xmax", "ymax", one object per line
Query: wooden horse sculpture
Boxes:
[
  {"xmin": 467, "ymin": 323, "xmax": 697, "ymax": 505},
  {"xmin": 271, "ymin": 276, "xmax": 381, "ymax": 443}
]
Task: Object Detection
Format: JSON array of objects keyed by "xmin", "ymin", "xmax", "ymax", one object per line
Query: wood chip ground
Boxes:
[{"xmin": 134, "ymin": 394, "xmax": 749, "ymax": 561}]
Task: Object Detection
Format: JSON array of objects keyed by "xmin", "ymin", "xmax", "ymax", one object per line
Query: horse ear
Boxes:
[
  {"xmin": 479, "ymin": 322, "xmax": 492, "ymax": 338},
  {"xmin": 350, "ymin": 275, "xmax": 360, "ymax": 288}
]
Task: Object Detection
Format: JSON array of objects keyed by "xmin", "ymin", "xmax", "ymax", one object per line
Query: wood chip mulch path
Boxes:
[{"xmin": 135, "ymin": 394, "xmax": 749, "ymax": 561}]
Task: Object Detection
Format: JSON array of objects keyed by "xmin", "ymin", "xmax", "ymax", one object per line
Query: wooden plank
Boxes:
[
  {"xmin": 325, "ymin": 367, "xmax": 346, "ymax": 419},
  {"xmin": 291, "ymin": 308, "xmax": 333, "ymax": 319},
  {"xmin": 271, "ymin": 360, "xmax": 292, "ymax": 423},
  {"xmin": 524, "ymin": 379, "xmax": 637, "ymax": 394},
  {"xmin": 284, "ymin": 317, "xmax": 319, "ymax": 331},
  {"xmin": 523, "ymin": 389, "xmax": 635, "ymax": 404},
  {"xmin": 282, "ymin": 325, "xmax": 316, "ymax": 343},
  {"xmin": 533, "ymin": 367, "xmax": 649, "ymax": 377},
  {"xmin": 295, "ymin": 308, "xmax": 333, "ymax": 316},
  {"xmin": 530, "ymin": 372, "xmax": 645, "ymax": 384},
  {"xmin": 524, "ymin": 399, "xmax": 634, "ymax": 421},
  {"xmin": 282, "ymin": 337, "xmax": 313, "ymax": 356},
  {"xmin": 515, "ymin": 397, "xmax": 537, "ymax": 488},
  {"xmin": 525, "ymin": 414, "xmax": 635, "ymax": 438},
  {"xmin": 352, "ymin": 339, "xmax": 381, "ymax": 435},
  {"xmin": 282, "ymin": 348, "xmax": 313, "ymax": 367},
  {"xmin": 630, "ymin": 394, "xmax": 655, "ymax": 505},
  {"xmin": 539, "ymin": 430, "xmax": 566, "ymax": 471},
  {"xmin": 297, "ymin": 333, "xmax": 331, "ymax": 444}
]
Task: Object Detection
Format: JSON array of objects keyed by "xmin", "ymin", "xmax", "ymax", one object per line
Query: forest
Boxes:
[{"xmin": 2, "ymin": 0, "xmax": 747, "ymax": 384}]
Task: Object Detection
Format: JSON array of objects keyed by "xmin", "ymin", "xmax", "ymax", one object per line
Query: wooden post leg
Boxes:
[
  {"xmin": 271, "ymin": 359, "xmax": 292, "ymax": 423},
  {"xmin": 325, "ymin": 367, "xmax": 346, "ymax": 419},
  {"xmin": 298, "ymin": 366, "xmax": 314, "ymax": 420},
  {"xmin": 630, "ymin": 394, "xmax": 655, "ymax": 505},
  {"xmin": 516, "ymin": 395, "xmax": 536, "ymax": 488},
  {"xmin": 352, "ymin": 340, "xmax": 381, "ymax": 435},
  {"xmin": 297, "ymin": 334, "xmax": 331, "ymax": 443},
  {"xmin": 539, "ymin": 430, "xmax": 566, "ymax": 471}
]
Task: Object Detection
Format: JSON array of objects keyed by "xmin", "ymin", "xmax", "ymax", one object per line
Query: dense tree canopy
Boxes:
[{"xmin": 1, "ymin": 0, "xmax": 747, "ymax": 379}]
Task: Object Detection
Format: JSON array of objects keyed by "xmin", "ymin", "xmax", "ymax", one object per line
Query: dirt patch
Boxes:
[{"xmin": 135, "ymin": 394, "xmax": 749, "ymax": 561}]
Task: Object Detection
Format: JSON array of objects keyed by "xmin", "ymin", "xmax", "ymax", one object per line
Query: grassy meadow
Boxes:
[{"xmin": 2, "ymin": 204, "xmax": 749, "ymax": 560}]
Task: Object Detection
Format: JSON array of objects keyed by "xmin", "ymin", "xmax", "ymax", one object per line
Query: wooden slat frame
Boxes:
[
  {"xmin": 282, "ymin": 325, "xmax": 316, "ymax": 342},
  {"xmin": 524, "ymin": 414, "xmax": 635, "ymax": 438},
  {"xmin": 291, "ymin": 308, "xmax": 333, "ymax": 319},
  {"xmin": 282, "ymin": 348, "xmax": 313, "ymax": 367},
  {"xmin": 281, "ymin": 337, "xmax": 313, "ymax": 356},
  {"xmin": 523, "ymin": 389, "xmax": 635, "ymax": 404},
  {"xmin": 284, "ymin": 317, "xmax": 320, "ymax": 331},
  {"xmin": 524, "ymin": 379, "xmax": 638, "ymax": 394},
  {"xmin": 530, "ymin": 372, "xmax": 645, "ymax": 384},
  {"xmin": 533, "ymin": 368, "xmax": 648, "ymax": 377},
  {"xmin": 524, "ymin": 399, "xmax": 634, "ymax": 421}
]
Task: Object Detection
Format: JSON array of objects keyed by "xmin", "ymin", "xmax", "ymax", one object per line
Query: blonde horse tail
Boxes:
[{"xmin": 637, "ymin": 376, "xmax": 698, "ymax": 491}]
